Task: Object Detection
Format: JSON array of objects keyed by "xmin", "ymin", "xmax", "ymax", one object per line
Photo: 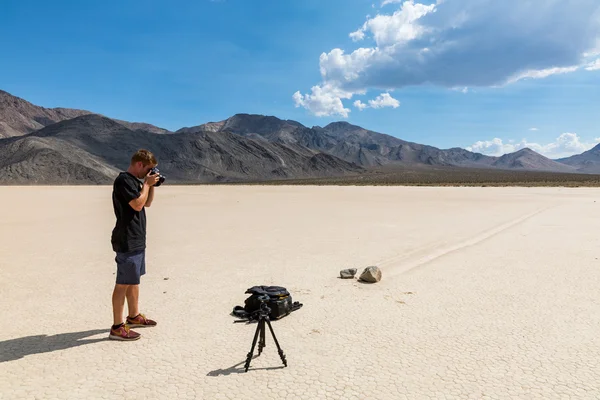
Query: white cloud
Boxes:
[
  {"xmin": 354, "ymin": 100, "xmax": 368, "ymax": 110},
  {"xmin": 467, "ymin": 138, "xmax": 509, "ymax": 157},
  {"xmin": 507, "ymin": 66, "xmax": 580, "ymax": 84},
  {"xmin": 585, "ymin": 58, "xmax": 600, "ymax": 70},
  {"xmin": 368, "ymin": 93, "xmax": 400, "ymax": 108},
  {"xmin": 349, "ymin": 30, "xmax": 365, "ymax": 42},
  {"xmin": 466, "ymin": 133, "xmax": 600, "ymax": 159},
  {"xmin": 295, "ymin": 0, "xmax": 600, "ymax": 116},
  {"xmin": 529, "ymin": 128, "xmax": 539, "ymax": 131},
  {"xmin": 350, "ymin": 1, "xmax": 437, "ymax": 47},
  {"xmin": 292, "ymin": 83, "xmax": 352, "ymax": 117},
  {"xmin": 353, "ymin": 93, "xmax": 400, "ymax": 111}
]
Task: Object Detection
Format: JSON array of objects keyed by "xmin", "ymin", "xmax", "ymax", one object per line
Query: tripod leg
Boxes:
[
  {"xmin": 258, "ymin": 319, "xmax": 266, "ymax": 355},
  {"xmin": 244, "ymin": 320, "xmax": 262, "ymax": 372},
  {"xmin": 265, "ymin": 319, "xmax": 287, "ymax": 367}
]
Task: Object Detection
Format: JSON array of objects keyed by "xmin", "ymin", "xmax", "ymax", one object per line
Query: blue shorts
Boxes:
[{"xmin": 115, "ymin": 250, "xmax": 146, "ymax": 285}]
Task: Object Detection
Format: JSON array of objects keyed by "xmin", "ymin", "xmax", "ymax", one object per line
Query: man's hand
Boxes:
[{"xmin": 144, "ymin": 173, "xmax": 160, "ymax": 187}]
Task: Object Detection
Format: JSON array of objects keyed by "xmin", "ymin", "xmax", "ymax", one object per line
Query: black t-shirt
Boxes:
[{"xmin": 111, "ymin": 172, "xmax": 146, "ymax": 253}]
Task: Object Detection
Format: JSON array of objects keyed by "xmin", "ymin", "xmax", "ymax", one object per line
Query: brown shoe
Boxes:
[
  {"xmin": 109, "ymin": 324, "xmax": 141, "ymax": 341},
  {"xmin": 126, "ymin": 313, "xmax": 157, "ymax": 328}
]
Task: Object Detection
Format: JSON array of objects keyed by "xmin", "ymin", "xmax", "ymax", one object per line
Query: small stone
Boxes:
[
  {"xmin": 359, "ymin": 266, "xmax": 382, "ymax": 283},
  {"xmin": 164, "ymin": 277, "xmax": 169, "ymax": 280},
  {"xmin": 340, "ymin": 268, "xmax": 357, "ymax": 279}
]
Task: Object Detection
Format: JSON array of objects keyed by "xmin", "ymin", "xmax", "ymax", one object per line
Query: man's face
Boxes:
[{"xmin": 137, "ymin": 162, "xmax": 156, "ymax": 179}]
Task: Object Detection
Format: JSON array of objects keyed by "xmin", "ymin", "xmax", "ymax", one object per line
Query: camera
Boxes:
[{"xmin": 150, "ymin": 167, "xmax": 166, "ymax": 187}]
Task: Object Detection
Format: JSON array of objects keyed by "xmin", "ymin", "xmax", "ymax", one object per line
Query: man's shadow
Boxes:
[{"xmin": 0, "ymin": 329, "xmax": 108, "ymax": 363}]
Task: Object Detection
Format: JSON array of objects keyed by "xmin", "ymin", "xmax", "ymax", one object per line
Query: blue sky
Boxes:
[{"xmin": 1, "ymin": 0, "xmax": 599, "ymax": 158}]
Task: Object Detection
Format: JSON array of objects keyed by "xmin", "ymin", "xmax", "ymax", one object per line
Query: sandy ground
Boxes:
[{"xmin": 1, "ymin": 185, "xmax": 599, "ymax": 400}]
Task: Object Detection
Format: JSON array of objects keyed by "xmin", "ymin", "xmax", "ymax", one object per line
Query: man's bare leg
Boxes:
[
  {"xmin": 112, "ymin": 284, "xmax": 130, "ymax": 325},
  {"xmin": 110, "ymin": 283, "xmax": 141, "ymax": 340},
  {"xmin": 126, "ymin": 284, "xmax": 140, "ymax": 319}
]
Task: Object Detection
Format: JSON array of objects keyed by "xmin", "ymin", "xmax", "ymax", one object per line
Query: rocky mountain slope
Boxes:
[
  {"xmin": 0, "ymin": 114, "xmax": 363, "ymax": 184},
  {"xmin": 555, "ymin": 144, "xmax": 600, "ymax": 173},
  {"xmin": 180, "ymin": 115, "xmax": 581, "ymax": 173},
  {"xmin": 0, "ymin": 90, "xmax": 596, "ymax": 184},
  {"xmin": 180, "ymin": 115, "xmax": 501, "ymax": 168},
  {"xmin": 0, "ymin": 90, "xmax": 170, "ymax": 138},
  {"xmin": 492, "ymin": 148, "xmax": 577, "ymax": 172}
]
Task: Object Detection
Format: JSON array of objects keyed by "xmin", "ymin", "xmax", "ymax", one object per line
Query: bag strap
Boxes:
[
  {"xmin": 232, "ymin": 306, "xmax": 251, "ymax": 319},
  {"xmin": 291, "ymin": 301, "xmax": 303, "ymax": 312},
  {"xmin": 232, "ymin": 301, "xmax": 304, "ymax": 320}
]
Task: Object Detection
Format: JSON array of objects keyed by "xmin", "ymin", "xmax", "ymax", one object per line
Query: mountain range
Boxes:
[{"xmin": 0, "ymin": 89, "xmax": 598, "ymax": 184}]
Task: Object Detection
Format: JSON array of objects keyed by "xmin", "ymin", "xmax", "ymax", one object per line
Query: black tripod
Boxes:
[{"xmin": 236, "ymin": 295, "xmax": 287, "ymax": 372}]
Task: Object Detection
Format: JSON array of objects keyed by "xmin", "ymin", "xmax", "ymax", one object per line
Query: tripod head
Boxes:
[
  {"xmin": 234, "ymin": 294, "xmax": 272, "ymax": 323},
  {"xmin": 256, "ymin": 295, "xmax": 272, "ymax": 317},
  {"xmin": 256, "ymin": 294, "xmax": 269, "ymax": 302}
]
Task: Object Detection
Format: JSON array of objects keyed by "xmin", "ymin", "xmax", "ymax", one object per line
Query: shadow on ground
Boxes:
[
  {"xmin": 0, "ymin": 329, "xmax": 108, "ymax": 363},
  {"xmin": 207, "ymin": 357, "xmax": 286, "ymax": 376}
]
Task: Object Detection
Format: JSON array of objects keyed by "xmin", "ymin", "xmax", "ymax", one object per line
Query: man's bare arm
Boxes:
[
  {"xmin": 145, "ymin": 186, "xmax": 155, "ymax": 207},
  {"xmin": 129, "ymin": 183, "xmax": 151, "ymax": 212}
]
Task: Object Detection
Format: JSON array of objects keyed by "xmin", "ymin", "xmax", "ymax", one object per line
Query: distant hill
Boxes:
[
  {"xmin": 0, "ymin": 90, "xmax": 92, "ymax": 138},
  {"xmin": 0, "ymin": 114, "xmax": 363, "ymax": 184},
  {"xmin": 179, "ymin": 115, "xmax": 500, "ymax": 168},
  {"xmin": 177, "ymin": 114, "xmax": 308, "ymax": 143},
  {"xmin": 492, "ymin": 148, "xmax": 577, "ymax": 172},
  {"xmin": 315, "ymin": 121, "xmax": 501, "ymax": 168},
  {"xmin": 111, "ymin": 120, "xmax": 171, "ymax": 135},
  {"xmin": 555, "ymin": 144, "xmax": 600, "ymax": 173},
  {"xmin": 181, "ymin": 115, "xmax": 597, "ymax": 174},
  {"xmin": 0, "ymin": 90, "xmax": 170, "ymax": 138}
]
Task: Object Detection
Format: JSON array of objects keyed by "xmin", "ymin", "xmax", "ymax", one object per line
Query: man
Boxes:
[{"xmin": 109, "ymin": 149, "xmax": 160, "ymax": 341}]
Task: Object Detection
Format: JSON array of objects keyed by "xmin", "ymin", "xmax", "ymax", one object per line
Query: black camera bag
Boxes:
[
  {"xmin": 232, "ymin": 285, "xmax": 302, "ymax": 321},
  {"xmin": 244, "ymin": 286, "xmax": 292, "ymax": 320}
]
